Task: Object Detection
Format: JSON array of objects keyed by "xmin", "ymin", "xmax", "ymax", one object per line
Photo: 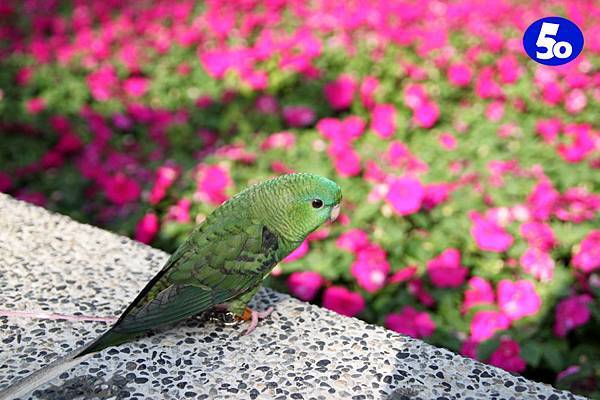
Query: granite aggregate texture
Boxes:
[{"xmin": 0, "ymin": 194, "xmax": 586, "ymax": 400}]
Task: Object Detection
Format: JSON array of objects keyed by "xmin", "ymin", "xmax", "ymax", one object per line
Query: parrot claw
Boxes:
[
  {"xmin": 209, "ymin": 311, "xmax": 241, "ymax": 326},
  {"xmin": 242, "ymin": 307, "xmax": 273, "ymax": 335}
]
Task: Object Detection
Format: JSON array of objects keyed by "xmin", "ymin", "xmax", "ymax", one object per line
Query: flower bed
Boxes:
[{"xmin": 1, "ymin": 0, "xmax": 599, "ymax": 397}]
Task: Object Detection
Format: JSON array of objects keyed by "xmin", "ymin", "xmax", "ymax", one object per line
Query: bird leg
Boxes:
[{"xmin": 239, "ymin": 306, "xmax": 273, "ymax": 335}]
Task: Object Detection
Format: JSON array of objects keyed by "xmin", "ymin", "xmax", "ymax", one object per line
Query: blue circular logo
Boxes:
[{"xmin": 523, "ymin": 16, "xmax": 584, "ymax": 66}]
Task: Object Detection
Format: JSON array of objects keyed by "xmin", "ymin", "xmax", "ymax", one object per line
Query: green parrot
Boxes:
[{"xmin": 1, "ymin": 173, "xmax": 341, "ymax": 399}]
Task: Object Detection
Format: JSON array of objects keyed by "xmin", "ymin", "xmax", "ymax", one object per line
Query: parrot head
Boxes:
[{"xmin": 252, "ymin": 173, "xmax": 342, "ymax": 243}]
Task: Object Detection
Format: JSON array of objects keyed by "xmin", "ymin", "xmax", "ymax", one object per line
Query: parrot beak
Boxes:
[{"xmin": 329, "ymin": 204, "xmax": 340, "ymax": 222}]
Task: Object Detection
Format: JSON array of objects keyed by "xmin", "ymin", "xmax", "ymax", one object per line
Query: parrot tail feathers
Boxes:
[{"xmin": 0, "ymin": 350, "xmax": 94, "ymax": 400}]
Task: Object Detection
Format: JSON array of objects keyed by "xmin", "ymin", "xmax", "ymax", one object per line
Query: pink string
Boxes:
[{"xmin": 0, "ymin": 309, "xmax": 117, "ymax": 323}]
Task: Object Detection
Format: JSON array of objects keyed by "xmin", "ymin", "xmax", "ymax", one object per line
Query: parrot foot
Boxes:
[{"xmin": 240, "ymin": 307, "xmax": 273, "ymax": 335}]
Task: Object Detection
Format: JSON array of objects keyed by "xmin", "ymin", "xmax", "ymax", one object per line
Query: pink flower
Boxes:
[
  {"xmin": 557, "ymin": 366, "xmax": 581, "ymax": 381},
  {"xmin": 386, "ymin": 177, "xmax": 424, "ymax": 216},
  {"xmin": 447, "ymin": 63, "xmax": 472, "ymax": 87},
  {"xmin": 327, "ymin": 143, "xmax": 361, "ymax": 177},
  {"xmin": 427, "ymin": 248, "xmax": 468, "ymax": 288},
  {"xmin": 388, "ymin": 265, "xmax": 418, "ymax": 284},
  {"xmin": 87, "ymin": 66, "xmax": 118, "ymax": 101},
  {"xmin": 351, "ymin": 244, "xmax": 390, "ymax": 292},
  {"xmin": 167, "ymin": 198, "xmax": 192, "ymax": 223},
  {"xmin": 336, "ymin": 228, "xmax": 369, "ymax": 253},
  {"xmin": 422, "ymin": 183, "xmax": 450, "ymax": 210},
  {"xmin": 438, "ymin": 133, "xmax": 457, "ymax": 150},
  {"xmin": 555, "ymin": 187, "xmax": 600, "ymax": 223},
  {"xmin": 317, "ymin": 116, "xmax": 365, "ymax": 144},
  {"xmin": 322, "ymin": 286, "xmax": 365, "ymax": 317},
  {"xmin": 255, "ymin": 95, "xmax": 278, "ymax": 114},
  {"xmin": 324, "ymin": 74, "xmax": 356, "ymax": 110},
  {"xmin": 553, "ymin": 295, "xmax": 592, "ymax": 337},
  {"xmin": 135, "ymin": 213, "xmax": 159, "ymax": 244},
  {"xmin": 542, "ymin": 82, "xmax": 564, "ymax": 105},
  {"xmin": 470, "ymin": 310, "xmax": 511, "ymax": 342},
  {"xmin": 413, "ymin": 101, "xmax": 440, "ymax": 129},
  {"xmin": 104, "ymin": 173, "xmax": 141, "ymax": 205},
  {"xmin": 488, "ymin": 339, "xmax": 526, "ymax": 373},
  {"xmin": 527, "ymin": 181, "xmax": 559, "ymax": 221},
  {"xmin": 0, "ymin": 171, "xmax": 12, "ymax": 192},
  {"xmin": 283, "ymin": 239, "xmax": 309, "ymax": 262},
  {"xmin": 123, "ymin": 77, "xmax": 149, "ymax": 97},
  {"xmin": 25, "ymin": 97, "xmax": 46, "ymax": 114},
  {"xmin": 565, "ymin": 89, "xmax": 587, "ymax": 114},
  {"xmin": 195, "ymin": 165, "xmax": 231, "ymax": 205},
  {"xmin": 520, "ymin": 247, "xmax": 555, "ymax": 282},
  {"xmin": 371, "ymin": 104, "xmax": 396, "ymax": 139},
  {"xmin": 572, "ymin": 230, "xmax": 600, "ymax": 273},
  {"xmin": 261, "ymin": 131, "xmax": 296, "ymax": 151},
  {"xmin": 557, "ymin": 124, "xmax": 595, "ymax": 163},
  {"xmin": 360, "ymin": 76, "xmax": 379, "ymax": 109},
  {"xmin": 16, "ymin": 191, "xmax": 46, "ymax": 207},
  {"xmin": 282, "ymin": 105, "xmax": 316, "ymax": 127},
  {"xmin": 463, "ymin": 277, "xmax": 495, "ymax": 313},
  {"xmin": 519, "ymin": 222, "xmax": 556, "ymax": 251},
  {"xmin": 535, "ymin": 119, "xmax": 561, "ymax": 144},
  {"xmin": 470, "ymin": 212, "xmax": 513, "ymax": 252},
  {"xmin": 497, "ymin": 55, "xmax": 521, "ymax": 84},
  {"xmin": 497, "ymin": 279, "xmax": 541, "ymax": 321},
  {"xmin": 460, "ymin": 339, "xmax": 479, "ymax": 359},
  {"xmin": 485, "ymin": 101, "xmax": 505, "ymax": 122},
  {"xmin": 408, "ymin": 278, "xmax": 436, "ymax": 307},
  {"xmin": 475, "ymin": 67, "xmax": 502, "ymax": 99},
  {"xmin": 286, "ymin": 271, "xmax": 324, "ymax": 301},
  {"xmin": 149, "ymin": 165, "xmax": 179, "ymax": 205},
  {"xmin": 385, "ymin": 306, "xmax": 436, "ymax": 338}
]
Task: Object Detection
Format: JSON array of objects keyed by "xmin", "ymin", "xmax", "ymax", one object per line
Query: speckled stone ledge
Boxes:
[{"xmin": 0, "ymin": 194, "xmax": 585, "ymax": 400}]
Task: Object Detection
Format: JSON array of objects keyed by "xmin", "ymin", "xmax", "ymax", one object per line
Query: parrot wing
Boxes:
[{"xmin": 80, "ymin": 219, "xmax": 281, "ymax": 355}]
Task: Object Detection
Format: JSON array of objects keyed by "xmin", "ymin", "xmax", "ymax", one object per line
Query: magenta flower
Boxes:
[
  {"xmin": 322, "ymin": 286, "xmax": 365, "ymax": 317},
  {"xmin": 324, "ymin": 74, "xmax": 356, "ymax": 110},
  {"xmin": 360, "ymin": 76, "xmax": 379, "ymax": 109},
  {"xmin": 25, "ymin": 97, "xmax": 46, "ymax": 114},
  {"xmin": 317, "ymin": 116, "xmax": 365, "ymax": 144},
  {"xmin": 104, "ymin": 173, "xmax": 141, "ymax": 205},
  {"xmin": 496, "ymin": 55, "xmax": 521, "ymax": 84},
  {"xmin": 386, "ymin": 177, "xmax": 424, "ymax": 216},
  {"xmin": 497, "ymin": 279, "xmax": 541, "ymax": 321},
  {"xmin": 488, "ymin": 339, "xmax": 526, "ymax": 373},
  {"xmin": 328, "ymin": 142, "xmax": 362, "ymax": 177},
  {"xmin": 255, "ymin": 95, "xmax": 279, "ymax": 114},
  {"xmin": 195, "ymin": 165, "xmax": 231, "ymax": 205},
  {"xmin": 15, "ymin": 191, "xmax": 47, "ymax": 207},
  {"xmin": 413, "ymin": 101, "xmax": 440, "ymax": 129},
  {"xmin": 555, "ymin": 187, "xmax": 600, "ymax": 223},
  {"xmin": 123, "ymin": 77, "xmax": 149, "ymax": 97},
  {"xmin": 87, "ymin": 66, "xmax": 118, "ymax": 101},
  {"xmin": 447, "ymin": 63, "xmax": 472, "ymax": 87},
  {"xmin": 463, "ymin": 277, "xmax": 495, "ymax": 313},
  {"xmin": 469, "ymin": 212, "xmax": 513, "ymax": 252},
  {"xmin": 557, "ymin": 124, "xmax": 595, "ymax": 163},
  {"xmin": 407, "ymin": 278, "xmax": 436, "ymax": 307},
  {"xmin": 371, "ymin": 104, "xmax": 396, "ymax": 139},
  {"xmin": 475, "ymin": 67, "xmax": 502, "ymax": 99},
  {"xmin": 388, "ymin": 265, "xmax": 418, "ymax": 284},
  {"xmin": 520, "ymin": 247, "xmax": 555, "ymax": 282},
  {"xmin": 557, "ymin": 366, "xmax": 581, "ymax": 381},
  {"xmin": 0, "ymin": 171, "xmax": 12, "ymax": 193},
  {"xmin": 460, "ymin": 339, "xmax": 479, "ymax": 359},
  {"xmin": 385, "ymin": 306, "xmax": 436, "ymax": 338},
  {"xmin": 438, "ymin": 133, "xmax": 457, "ymax": 150},
  {"xmin": 283, "ymin": 239, "xmax": 309, "ymax": 263},
  {"xmin": 565, "ymin": 89, "xmax": 587, "ymax": 114},
  {"xmin": 286, "ymin": 271, "xmax": 324, "ymax": 302},
  {"xmin": 554, "ymin": 294, "xmax": 592, "ymax": 337},
  {"xmin": 470, "ymin": 310, "xmax": 511, "ymax": 342},
  {"xmin": 351, "ymin": 244, "xmax": 390, "ymax": 293},
  {"xmin": 519, "ymin": 221, "xmax": 556, "ymax": 251},
  {"xmin": 527, "ymin": 181, "xmax": 559, "ymax": 221},
  {"xmin": 535, "ymin": 118, "xmax": 561, "ymax": 144},
  {"xmin": 149, "ymin": 165, "xmax": 179, "ymax": 205},
  {"xmin": 135, "ymin": 213, "xmax": 159, "ymax": 244},
  {"xmin": 422, "ymin": 183, "xmax": 450, "ymax": 210},
  {"xmin": 542, "ymin": 82, "xmax": 564, "ymax": 105},
  {"xmin": 336, "ymin": 228, "xmax": 370, "ymax": 254},
  {"xmin": 427, "ymin": 248, "xmax": 468, "ymax": 288},
  {"xmin": 167, "ymin": 198, "xmax": 192, "ymax": 223},
  {"xmin": 572, "ymin": 230, "xmax": 600, "ymax": 273},
  {"xmin": 282, "ymin": 105, "xmax": 316, "ymax": 127}
]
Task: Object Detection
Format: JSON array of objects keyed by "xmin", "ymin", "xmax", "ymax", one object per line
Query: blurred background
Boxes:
[{"xmin": 0, "ymin": 0, "xmax": 599, "ymax": 397}]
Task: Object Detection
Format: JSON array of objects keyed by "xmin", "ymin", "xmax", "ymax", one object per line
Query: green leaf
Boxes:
[
  {"xmin": 477, "ymin": 338, "xmax": 500, "ymax": 361},
  {"xmin": 520, "ymin": 342, "xmax": 544, "ymax": 367}
]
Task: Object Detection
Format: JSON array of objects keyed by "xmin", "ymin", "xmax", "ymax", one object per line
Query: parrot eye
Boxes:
[{"xmin": 312, "ymin": 199, "xmax": 324, "ymax": 209}]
